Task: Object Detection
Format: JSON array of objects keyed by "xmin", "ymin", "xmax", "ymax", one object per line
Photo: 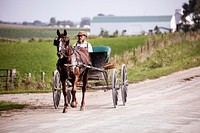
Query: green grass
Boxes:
[
  {"xmin": 128, "ymin": 40, "xmax": 200, "ymax": 83},
  {"xmin": 0, "ymin": 90, "xmax": 51, "ymax": 94},
  {"xmin": 0, "ymin": 36, "xmax": 148, "ymax": 83},
  {"xmin": 88, "ymin": 36, "xmax": 148, "ymax": 57},
  {"xmin": 0, "ymin": 41, "xmax": 57, "ymax": 82},
  {"xmin": 0, "ymin": 101, "xmax": 27, "ymax": 111}
]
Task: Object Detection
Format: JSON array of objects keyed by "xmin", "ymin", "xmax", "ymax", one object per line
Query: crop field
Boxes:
[{"xmin": 0, "ymin": 24, "xmax": 89, "ymax": 39}]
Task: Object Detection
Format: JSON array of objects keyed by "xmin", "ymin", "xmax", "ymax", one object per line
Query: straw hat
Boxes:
[{"xmin": 77, "ymin": 31, "xmax": 87, "ymax": 37}]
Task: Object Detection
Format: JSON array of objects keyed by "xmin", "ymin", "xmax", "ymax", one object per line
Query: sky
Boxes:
[{"xmin": 0, "ymin": 0, "xmax": 188, "ymax": 23}]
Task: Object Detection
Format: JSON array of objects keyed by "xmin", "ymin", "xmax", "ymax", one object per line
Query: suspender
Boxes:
[{"xmin": 75, "ymin": 43, "xmax": 88, "ymax": 50}]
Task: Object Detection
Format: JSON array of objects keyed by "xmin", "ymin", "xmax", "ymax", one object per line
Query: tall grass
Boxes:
[{"xmin": 125, "ymin": 31, "xmax": 200, "ymax": 82}]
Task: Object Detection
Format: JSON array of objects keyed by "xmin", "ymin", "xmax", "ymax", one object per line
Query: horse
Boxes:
[{"xmin": 54, "ymin": 29, "xmax": 91, "ymax": 112}]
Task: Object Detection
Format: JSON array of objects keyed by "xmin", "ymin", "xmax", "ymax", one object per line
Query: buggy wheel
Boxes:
[
  {"xmin": 112, "ymin": 69, "xmax": 118, "ymax": 108},
  {"xmin": 52, "ymin": 70, "xmax": 61, "ymax": 109},
  {"xmin": 66, "ymin": 80, "xmax": 72, "ymax": 104},
  {"xmin": 121, "ymin": 64, "xmax": 128, "ymax": 105}
]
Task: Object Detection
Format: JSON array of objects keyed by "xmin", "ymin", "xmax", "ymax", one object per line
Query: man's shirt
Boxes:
[{"xmin": 73, "ymin": 41, "xmax": 93, "ymax": 53}]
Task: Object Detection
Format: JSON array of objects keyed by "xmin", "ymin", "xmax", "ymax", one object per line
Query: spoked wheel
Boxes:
[
  {"xmin": 52, "ymin": 70, "xmax": 61, "ymax": 109},
  {"xmin": 121, "ymin": 64, "xmax": 128, "ymax": 105},
  {"xmin": 112, "ymin": 69, "xmax": 118, "ymax": 108},
  {"xmin": 66, "ymin": 80, "xmax": 72, "ymax": 104}
]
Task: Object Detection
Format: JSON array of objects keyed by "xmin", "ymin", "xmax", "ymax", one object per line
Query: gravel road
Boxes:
[{"xmin": 0, "ymin": 67, "xmax": 200, "ymax": 133}]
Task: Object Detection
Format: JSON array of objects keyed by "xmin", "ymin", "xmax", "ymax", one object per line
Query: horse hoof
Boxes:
[
  {"xmin": 80, "ymin": 106, "xmax": 85, "ymax": 111},
  {"xmin": 63, "ymin": 108, "xmax": 66, "ymax": 113},
  {"xmin": 71, "ymin": 101, "xmax": 78, "ymax": 108},
  {"xmin": 63, "ymin": 106, "xmax": 68, "ymax": 113}
]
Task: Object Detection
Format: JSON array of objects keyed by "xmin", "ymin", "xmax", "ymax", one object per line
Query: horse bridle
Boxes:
[{"xmin": 55, "ymin": 36, "xmax": 74, "ymax": 58}]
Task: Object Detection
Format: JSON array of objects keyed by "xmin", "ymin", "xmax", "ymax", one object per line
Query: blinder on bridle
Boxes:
[{"xmin": 53, "ymin": 37, "xmax": 59, "ymax": 46}]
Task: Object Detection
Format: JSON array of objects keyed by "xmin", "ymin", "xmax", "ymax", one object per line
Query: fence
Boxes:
[{"xmin": 0, "ymin": 69, "xmax": 16, "ymax": 90}]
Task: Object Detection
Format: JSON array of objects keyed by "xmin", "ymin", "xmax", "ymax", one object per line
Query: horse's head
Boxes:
[{"xmin": 54, "ymin": 29, "xmax": 70, "ymax": 59}]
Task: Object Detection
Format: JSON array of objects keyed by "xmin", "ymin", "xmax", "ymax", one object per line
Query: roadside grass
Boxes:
[
  {"xmin": 0, "ymin": 90, "xmax": 51, "ymax": 94},
  {"xmin": 127, "ymin": 40, "xmax": 200, "ymax": 83},
  {"xmin": 0, "ymin": 101, "xmax": 27, "ymax": 111}
]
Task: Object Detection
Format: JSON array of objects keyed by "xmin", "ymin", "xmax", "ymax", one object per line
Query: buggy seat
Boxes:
[
  {"xmin": 89, "ymin": 46, "xmax": 111, "ymax": 80},
  {"xmin": 90, "ymin": 46, "xmax": 111, "ymax": 67}
]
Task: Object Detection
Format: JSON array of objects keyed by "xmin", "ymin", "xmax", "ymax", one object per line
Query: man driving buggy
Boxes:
[{"xmin": 73, "ymin": 31, "xmax": 93, "ymax": 53}]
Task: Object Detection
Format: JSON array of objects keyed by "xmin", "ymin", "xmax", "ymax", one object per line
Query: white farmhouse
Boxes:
[{"xmin": 90, "ymin": 15, "xmax": 175, "ymax": 36}]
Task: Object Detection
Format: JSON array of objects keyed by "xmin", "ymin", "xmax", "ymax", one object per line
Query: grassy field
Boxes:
[{"xmin": 0, "ymin": 35, "xmax": 148, "ymax": 85}]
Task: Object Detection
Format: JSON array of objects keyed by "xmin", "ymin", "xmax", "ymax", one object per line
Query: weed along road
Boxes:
[{"xmin": 0, "ymin": 67, "xmax": 200, "ymax": 133}]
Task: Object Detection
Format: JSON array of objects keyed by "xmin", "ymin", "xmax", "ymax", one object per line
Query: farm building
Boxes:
[{"xmin": 90, "ymin": 15, "xmax": 175, "ymax": 36}]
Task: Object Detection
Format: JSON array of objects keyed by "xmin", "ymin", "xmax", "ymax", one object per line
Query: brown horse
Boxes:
[{"xmin": 54, "ymin": 29, "xmax": 90, "ymax": 112}]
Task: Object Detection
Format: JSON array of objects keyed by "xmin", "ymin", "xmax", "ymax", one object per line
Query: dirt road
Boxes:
[{"xmin": 0, "ymin": 67, "xmax": 200, "ymax": 133}]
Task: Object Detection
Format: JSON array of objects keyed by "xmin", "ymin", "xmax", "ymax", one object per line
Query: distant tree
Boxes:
[
  {"xmin": 22, "ymin": 21, "xmax": 31, "ymax": 25},
  {"xmin": 154, "ymin": 26, "xmax": 160, "ymax": 34},
  {"xmin": 33, "ymin": 20, "xmax": 44, "ymax": 26},
  {"xmin": 80, "ymin": 17, "xmax": 91, "ymax": 27},
  {"xmin": 182, "ymin": 0, "xmax": 200, "ymax": 30},
  {"xmin": 49, "ymin": 17, "xmax": 56, "ymax": 26},
  {"xmin": 113, "ymin": 30, "xmax": 119, "ymax": 36},
  {"xmin": 121, "ymin": 30, "xmax": 127, "ymax": 36},
  {"xmin": 97, "ymin": 13, "xmax": 105, "ymax": 16},
  {"xmin": 99, "ymin": 28, "xmax": 109, "ymax": 37},
  {"xmin": 56, "ymin": 20, "xmax": 75, "ymax": 27},
  {"xmin": 64, "ymin": 20, "xmax": 75, "ymax": 27}
]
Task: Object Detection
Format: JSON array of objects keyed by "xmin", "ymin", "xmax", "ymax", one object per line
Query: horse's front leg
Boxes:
[
  {"xmin": 61, "ymin": 80, "xmax": 69, "ymax": 113},
  {"xmin": 71, "ymin": 75, "xmax": 79, "ymax": 108},
  {"xmin": 80, "ymin": 69, "xmax": 88, "ymax": 111}
]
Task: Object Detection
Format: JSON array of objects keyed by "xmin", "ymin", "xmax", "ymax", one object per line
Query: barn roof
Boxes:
[{"xmin": 91, "ymin": 16, "xmax": 172, "ymax": 23}]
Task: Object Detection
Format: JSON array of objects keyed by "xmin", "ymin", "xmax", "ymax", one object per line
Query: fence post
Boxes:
[
  {"xmin": 6, "ymin": 70, "xmax": 10, "ymax": 91},
  {"xmin": 11, "ymin": 69, "xmax": 16, "ymax": 89},
  {"xmin": 26, "ymin": 73, "xmax": 31, "ymax": 80},
  {"xmin": 41, "ymin": 71, "xmax": 45, "ymax": 82}
]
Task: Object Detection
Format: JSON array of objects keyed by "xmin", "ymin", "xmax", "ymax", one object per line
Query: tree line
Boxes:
[
  {"xmin": 181, "ymin": 0, "xmax": 200, "ymax": 31},
  {"xmin": 0, "ymin": 17, "xmax": 91, "ymax": 27}
]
